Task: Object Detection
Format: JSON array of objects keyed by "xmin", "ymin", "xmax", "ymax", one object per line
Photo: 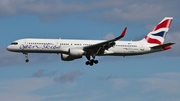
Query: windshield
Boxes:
[{"xmin": 11, "ymin": 42, "xmax": 18, "ymax": 45}]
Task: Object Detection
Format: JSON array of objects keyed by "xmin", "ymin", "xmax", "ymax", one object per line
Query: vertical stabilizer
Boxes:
[{"xmin": 141, "ymin": 17, "xmax": 173, "ymax": 45}]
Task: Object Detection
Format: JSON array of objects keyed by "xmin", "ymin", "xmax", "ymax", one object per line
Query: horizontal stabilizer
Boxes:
[{"xmin": 151, "ymin": 43, "xmax": 175, "ymax": 49}]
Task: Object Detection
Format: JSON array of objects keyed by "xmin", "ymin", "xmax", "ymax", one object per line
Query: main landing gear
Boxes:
[
  {"xmin": 85, "ymin": 59, "xmax": 98, "ymax": 66},
  {"xmin": 24, "ymin": 53, "xmax": 29, "ymax": 63},
  {"xmin": 85, "ymin": 55, "xmax": 98, "ymax": 66}
]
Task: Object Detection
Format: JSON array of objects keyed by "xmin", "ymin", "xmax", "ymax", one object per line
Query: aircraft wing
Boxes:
[
  {"xmin": 150, "ymin": 43, "xmax": 175, "ymax": 50},
  {"xmin": 83, "ymin": 27, "xmax": 127, "ymax": 55}
]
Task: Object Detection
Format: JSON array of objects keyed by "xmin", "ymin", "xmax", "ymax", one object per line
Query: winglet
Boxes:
[
  {"xmin": 120, "ymin": 27, "xmax": 127, "ymax": 38},
  {"xmin": 114, "ymin": 27, "xmax": 127, "ymax": 41}
]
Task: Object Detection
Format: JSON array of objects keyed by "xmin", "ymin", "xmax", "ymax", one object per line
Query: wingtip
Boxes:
[{"xmin": 120, "ymin": 27, "xmax": 127, "ymax": 37}]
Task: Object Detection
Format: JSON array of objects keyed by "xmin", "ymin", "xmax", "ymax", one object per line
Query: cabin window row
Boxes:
[
  {"xmin": 60, "ymin": 43, "xmax": 93, "ymax": 46},
  {"xmin": 116, "ymin": 45, "xmax": 137, "ymax": 47},
  {"xmin": 60, "ymin": 43, "xmax": 70, "ymax": 45},
  {"xmin": 28, "ymin": 43, "xmax": 53, "ymax": 45}
]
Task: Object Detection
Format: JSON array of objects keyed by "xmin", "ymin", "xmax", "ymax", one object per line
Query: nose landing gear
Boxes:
[
  {"xmin": 24, "ymin": 53, "xmax": 29, "ymax": 63},
  {"xmin": 25, "ymin": 59, "xmax": 29, "ymax": 63}
]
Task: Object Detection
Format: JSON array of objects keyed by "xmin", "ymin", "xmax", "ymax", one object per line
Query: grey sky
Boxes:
[{"xmin": 0, "ymin": 0, "xmax": 179, "ymax": 22}]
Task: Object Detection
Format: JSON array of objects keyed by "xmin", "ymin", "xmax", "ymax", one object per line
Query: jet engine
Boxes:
[
  {"xmin": 60, "ymin": 48, "xmax": 84, "ymax": 61},
  {"xmin": 61, "ymin": 54, "xmax": 82, "ymax": 61},
  {"xmin": 69, "ymin": 48, "xmax": 85, "ymax": 56}
]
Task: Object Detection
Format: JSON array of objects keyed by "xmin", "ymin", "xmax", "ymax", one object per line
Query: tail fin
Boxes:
[{"xmin": 141, "ymin": 17, "xmax": 173, "ymax": 45}]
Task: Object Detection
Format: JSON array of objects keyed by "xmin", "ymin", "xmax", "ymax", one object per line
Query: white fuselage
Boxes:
[{"xmin": 7, "ymin": 38, "xmax": 159, "ymax": 56}]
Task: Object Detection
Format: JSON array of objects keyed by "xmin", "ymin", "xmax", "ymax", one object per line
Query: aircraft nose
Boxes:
[{"xmin": 6, "ymin": 45, "xmax": 12, "ymax": 51}]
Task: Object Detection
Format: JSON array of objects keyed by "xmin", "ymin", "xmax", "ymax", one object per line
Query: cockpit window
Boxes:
[{"xmin": 11, "ymin": 42, "xmax": 18, "ymax": 45}]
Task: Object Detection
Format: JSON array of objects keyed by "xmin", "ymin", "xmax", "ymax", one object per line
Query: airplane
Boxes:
[{"xmin": 7, "ymin": 17, "xmax": 174, "ymax": 66}]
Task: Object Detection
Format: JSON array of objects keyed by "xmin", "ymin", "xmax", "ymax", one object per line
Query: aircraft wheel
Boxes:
[
  {"xmin": 25, "ymin": 59, "xmax": 29, "ymax": 63},
  {"xmin": 85, "ymin": 61, "xmax": 90, "ymax": 65},
  {"xmin": 94, "ymin": 60, "xmax": 98, "ymax": 64},
  {"xmin": 90, "ymin": 59, "xmax": 94, "ymax": 63},
  {"xmin": 89, "ymin": 62, "xmax": 93, "ymax": 66},
  {"xmin": 85, "ymin": 60, "xmax": 97, "ymax": 66}
]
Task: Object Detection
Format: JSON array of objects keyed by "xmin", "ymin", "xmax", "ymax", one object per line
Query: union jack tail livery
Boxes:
[{"xmin": 142, "ymin": 17, "xmax": 173, "ymax": 45}]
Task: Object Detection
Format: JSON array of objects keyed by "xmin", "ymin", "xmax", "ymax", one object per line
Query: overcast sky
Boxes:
[{"xmin": 0, "ymin": 0, "xmax": 180, "ymax": 101}]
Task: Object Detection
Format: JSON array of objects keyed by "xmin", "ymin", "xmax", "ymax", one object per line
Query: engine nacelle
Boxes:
[
  {"xmin": 61, "ymin": 54, "xmax": 82, "ymax": 61},
  {"xmin": 69, "ymin": 48, "xmax": 85, "ymax": 56}
]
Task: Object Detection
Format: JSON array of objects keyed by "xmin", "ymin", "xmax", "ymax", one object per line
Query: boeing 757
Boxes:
[{"xmin": 7, "ymin": 17, "xmax": 174, "ymax": 66}]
